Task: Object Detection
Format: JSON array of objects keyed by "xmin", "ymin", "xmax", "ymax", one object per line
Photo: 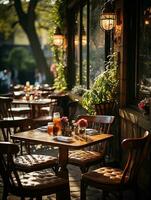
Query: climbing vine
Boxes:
[{"xmin": 48, "ymin": 0, "xmax": 67, "ymax": 91}]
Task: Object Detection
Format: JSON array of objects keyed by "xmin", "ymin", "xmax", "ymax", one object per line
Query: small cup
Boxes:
[{"xmin": 47, "ymin": 122, "xmax": 54, "ymax": 135}]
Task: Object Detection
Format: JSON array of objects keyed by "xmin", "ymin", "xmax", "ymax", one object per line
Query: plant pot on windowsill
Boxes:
[{"xmin": 138, "ymin": 98, "xmax": 151, "ymax": 118}]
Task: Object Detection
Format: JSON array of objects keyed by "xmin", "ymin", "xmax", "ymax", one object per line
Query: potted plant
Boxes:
[
  {"xmin": 82, "ymin": 52, "xmax": 119, "ymax": 114},
  {"xmin": 138, "ymin": 97, "xmax": 151, "ymax": 115}
]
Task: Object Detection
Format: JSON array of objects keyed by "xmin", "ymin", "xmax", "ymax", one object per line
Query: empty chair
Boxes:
[
  {"xmin": 40, "ymin": 98, "xmax": 58, "ymax": 116},
  {"xmin": 32, "ymin": 98, "xmax": 58, "ymax": 129},
  {"xmin": 0, "ymin": 141, "xmax": 70, "ymax": 200},
  {"xmin": 80, "ymin": 131, "xmax": 151, "ymax": 200},
  {"xmin": 0, "ymin": 119, "xmax": 58, "ymax": 173},
  {"xmin": 0, "ymin": 96, "xmax": 31, "ymax": 120},
  {"xmin": 68, "ymin": 99, "xmax": 79, "ymax": 122},
  {"xmin": 68, "ymin": 115, "xmax": 115, "ymax": 173},
  {"xmin": 0, "ymin": 96, "xmax": 14, "ymax": 119}
]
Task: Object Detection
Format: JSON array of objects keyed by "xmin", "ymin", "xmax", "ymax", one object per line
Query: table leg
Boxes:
[
  {"xmin": 31, "ymin": 105, "xmax": 36, "ymax": 118},
  {"xmin": 58, "ymin": 146, "xmax": 69, "ymax": 179},
  {"xmin": 57, "ymin": 147, "xmax": 71, "ymax": 200}
]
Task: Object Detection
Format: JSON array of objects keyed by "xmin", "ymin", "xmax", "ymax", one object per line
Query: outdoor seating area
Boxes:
[
  {"xmin": 0, "ymin": 0, "xmax": 151, "ymax": 200},
  {"xmin": 0, "ymin": 82, "xmax": 151, "ymax": 200},
  {"xmin": 0, "ymin": 102, "xmax": 151, "ymax": 200}
]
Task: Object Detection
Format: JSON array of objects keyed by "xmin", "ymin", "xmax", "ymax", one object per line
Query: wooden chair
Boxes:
[
  {"xmin": 80, "ymin": 131, "xmax": 151, "ymax": 200},
  {"xmin": 0, "ymin": 119, "xmax": 58, "ymax": 173},
  {"xmin": 0, "ymin": 96, "xmax": 31, "ymax": 120},
  {"xmin": 94, "ymin": 101, "xmax": 116, "ymax": 115},
  {"xmin": 68, "ymin": 99, "xmax": 79, "ymax": 122},
  {"xmin": 68, "ymin": 115, "xmax": 115, "ymax": 173},
  {"xmin": 32, "ymin": 98, "xmax": 58, "ymax": 129},
  {"xmin": 0, "ymin": 141, "xmax": 70, "ymax": 200}
]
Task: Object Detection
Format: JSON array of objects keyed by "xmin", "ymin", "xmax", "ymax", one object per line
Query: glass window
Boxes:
[
  {"xmin": 138, "ymin": 0, "xmax": 151, "ymax": 98},
  {"xmin": 74, "ymin": 12, "xmax": 80, "ymax": 85},
  {"xmin": 82, "ymin": 4, "xmax": 87, "ymax": 87},
  {"xmin": 73, "ymin": 0, "xmax": 105, "ymax": 88},
  {"xmin": 89, "ymin": 0, "xmax": 105, "ymax": 86}
]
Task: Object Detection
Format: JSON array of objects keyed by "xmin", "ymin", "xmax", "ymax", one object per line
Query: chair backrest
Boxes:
[
  {"xmin": 121, "ymin": 131, "xmax": 151, "ymax": 185},
  {"xmin": 76, "ymin": 115, "xmax": 115, "ymax": 152},
  {"xmin": 68, "ymin": 100, "xmax": 79, "ymax": 121},
  {"xmin": 0, "ymin": 96, "xmax": 14, "ymax": 119},
  {"xmin": 0, "ymin": 118, "xmax": 31, "ymax": 141},
  {"xmin": 76, "ymin": 115, "xmax": 115, "ymax": 133},
  {"xmin": 0, "ymin": 141, "xmax": 21, "ymax": 190},
  {"xmin": 94, "ymin": 101, "xmax": 116, "ymax": 115}
]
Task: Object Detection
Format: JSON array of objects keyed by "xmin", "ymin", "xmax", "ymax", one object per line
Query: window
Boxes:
[
  {"xmin": 82, "ymin": 4, "xmax": 87, "ymax": 86},
  {"xmin": 138, "ymin": 0, "xmax": 151, "ymax": 99},
  {"xmin": 74, "ymin": 11, "xmax": 80, "ymax": 85},
  {"xmin": 89, "ymin": 0, "xmax": 105, "ymax": 86},
  {"xmin": 73, "ymin": 0, "xmax": 105, "ymax": 88}
]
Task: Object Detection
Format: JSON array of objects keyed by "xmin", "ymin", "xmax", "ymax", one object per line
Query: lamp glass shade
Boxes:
[
  {"xmin": 82, "ymin": 35, "xmax": 87, "ymax": 46},
  {"xmin": 53, "ymin": 34, "xmax": 64, "ymax": 46},
  {"xmin": 100, "ymin": 13, "xmax": 116, "ymax": 31}
]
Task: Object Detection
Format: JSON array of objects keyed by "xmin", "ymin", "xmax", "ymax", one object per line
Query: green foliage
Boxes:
[
  {"xmin": 0, "ymin": 0, "xmax": 52, "ymax": 39},
  {"xmin": 0, "ymin": 0, "xmax": 55, "ymax": 78},
  {"xmin": 53, "ymin": 62, "xmax": 67, "ymax": 91},
  {"xmin": 0, "ymin": 3, "xmax": 17, "ymax": 39},
  {"xmin": 48, "ymin": 0, "xmax": 67, "ymax": 91},
  {"xmin": 6, "ymin": 47, "xmax": 36, "ymax": 70},
  {"xmin": 71, "ymin": 85, "xmax": 87, "ymax": 96},
  {"xmin": 82, "ymin": 52, "xmax": 119, "ymax": 114}
]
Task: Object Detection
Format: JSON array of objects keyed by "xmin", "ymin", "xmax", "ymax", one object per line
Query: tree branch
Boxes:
[
  {"xmin": 13, "ymin": 0, "xmax": 25, "ymax": 20},
  {"xmin": 28, "ymin": 0, "xmax": 39, "ymax": 17}
]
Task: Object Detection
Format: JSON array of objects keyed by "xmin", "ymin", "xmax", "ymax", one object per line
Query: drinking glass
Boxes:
[
  {"xmin": 53, "ymin": 112, "xmax": 62, "ymax": 135},
  {"xmin": 47, "ymin": 122, "xmax": 54, "ymax": 135}
]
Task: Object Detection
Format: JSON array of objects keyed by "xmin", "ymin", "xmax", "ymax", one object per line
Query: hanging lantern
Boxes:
[
  {"xmin": 100, "ymin": 0, "xmax": 116, "ymax": 31},
  {"xmin": 144, "ymin": 7, "xmax": 151, "ymax": 25},
  {"xmin": 53, "ymin": 27, "xmax": 64, "ymax": 46},
  {"xmin": 82, "ymin": 25, "xmax": 87, "ymax": 46}
]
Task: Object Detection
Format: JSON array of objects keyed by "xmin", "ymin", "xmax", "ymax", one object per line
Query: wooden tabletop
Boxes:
[{"xmin": 11, "ymin": 129, "xmax": 113, "ymax": 150}]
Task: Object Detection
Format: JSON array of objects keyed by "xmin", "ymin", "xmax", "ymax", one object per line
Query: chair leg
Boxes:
[{"xmin": 80, "ymin": 179, "xmax": 87, "ymax": 200}]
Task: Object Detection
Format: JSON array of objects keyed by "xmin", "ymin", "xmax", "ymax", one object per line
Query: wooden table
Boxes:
[
  {"xmin": 12, "ymin": 99, "xmax": 52, "ymax": 118},
  {"xmin": 11, "ymin": 130, "xmax": 113, "ymax": 179}
]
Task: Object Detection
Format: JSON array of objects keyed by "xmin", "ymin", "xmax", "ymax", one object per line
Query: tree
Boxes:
[{"xmin": 0, "ymin": 0, "xmax": 53, "ymax": 76}]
